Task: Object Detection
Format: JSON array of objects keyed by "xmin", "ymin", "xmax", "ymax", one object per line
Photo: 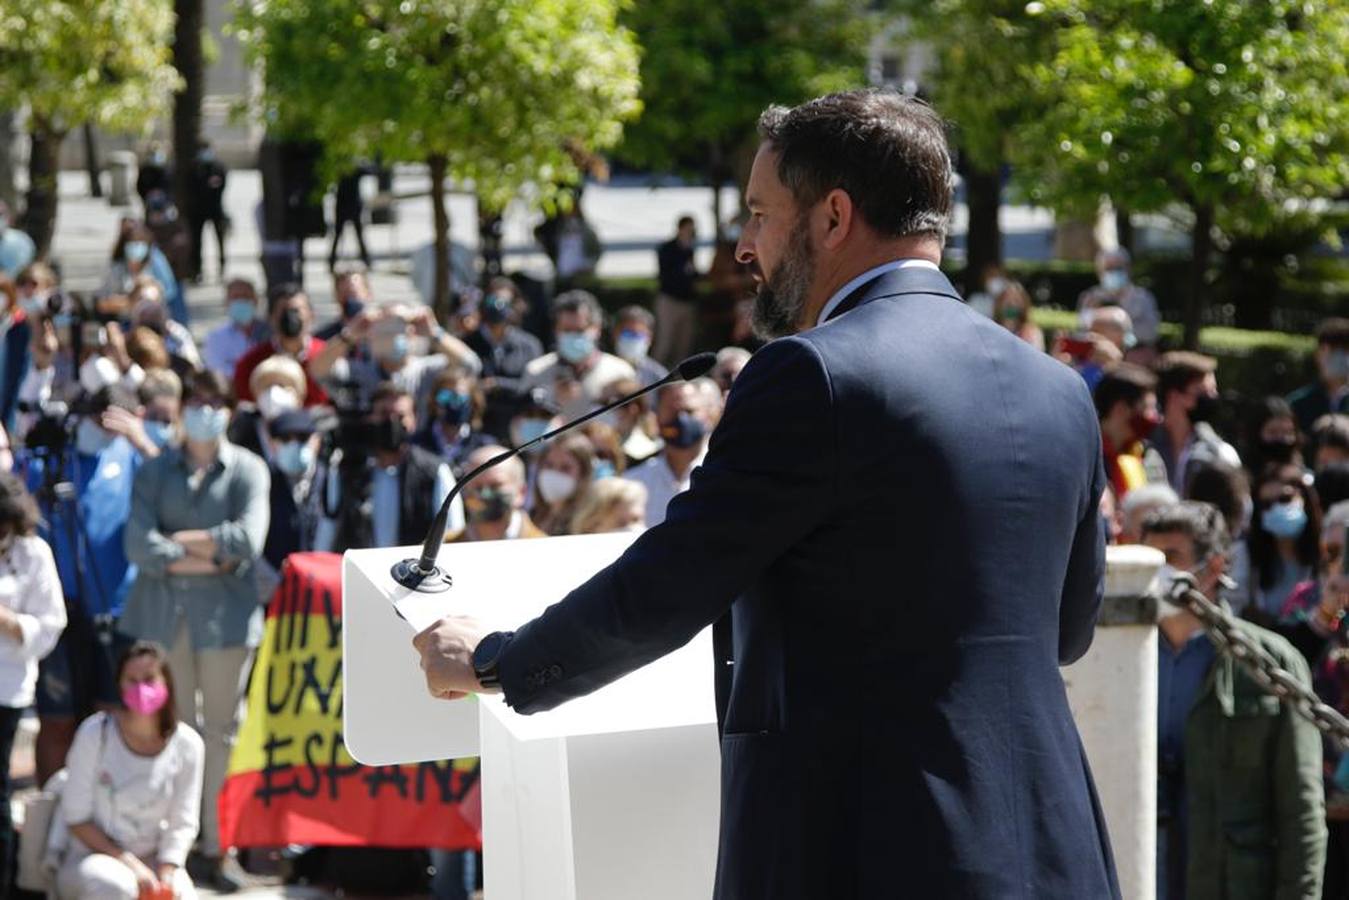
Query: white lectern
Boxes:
[{"xmin": 343, "ymin": 534, "xmax": 721, "ymax": 900}]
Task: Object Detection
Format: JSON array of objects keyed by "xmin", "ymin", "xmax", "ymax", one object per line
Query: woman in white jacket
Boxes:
[
  {"xmin": 58, "ymin": 641, "xmax": 203, "ymax": 899},
  {"xmin": 0, "ymin": 471, "xmax": 66, "ymax": 896}
]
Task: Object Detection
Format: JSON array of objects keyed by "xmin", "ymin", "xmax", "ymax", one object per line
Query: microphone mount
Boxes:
[{"xmin": 390, "ymin": 352, "xmax": 718, "ymax": 593}]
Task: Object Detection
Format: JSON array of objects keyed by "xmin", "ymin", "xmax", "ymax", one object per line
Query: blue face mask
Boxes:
[
  {"xmin": 275, "ymin": 440, "xmax": 314, "ymax": 476},
  {"xmin": 436, "ymin": 388, "xmax": 471, "ymax": 425},
  {"xmin": 615, "ymin": 330, "xmax": 650, "ymax": 363},
  {"xmin": 557, "ymin": 331, "xmax": 595, "ymax": 365},
  {"xmin": 1326, "ymin": 350, "xmax": 1349, "ymax": 381},
  {"xmin": 1101, "ymin": 269, "xmax": 1128, "ymax": 292},
  {"xmin": 228, "ymin": 299, "xmax": 255, "ymax": 326},
  {"xmin": 382, "ymin": 333, "xmax": 410, "ymax": 363},
  {"xmin": 183, "ymin": 404, "xmax": 228, "ymax": 443},
  {"xmin": 593, "ymin": 459, "xmax": 616, "ymax": 480},
  {"xmin": 124, "ymin": 241, "xmax": 150, "ymax": 264},
  {"xmin": 659, "ymin": 411, "xmax": 707, "ymax": 449},
  {"xmin": 144, "ymin": 420, "xmax": 176, "ymax": 450},
  {"xmin": 513, "ymin": 418, "xmax": 550, "ymax": 446},
  {"xmin": 342, "ymin": 296, "xmax": 366, "ymax": 320},
  {"xmin": 1261, "ymin": 501, "xmax": 1308, "ymax": 539}
]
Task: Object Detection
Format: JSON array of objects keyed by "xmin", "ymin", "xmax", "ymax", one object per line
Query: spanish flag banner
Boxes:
[{"xmin": 218, "ymin": 552, "xmax": 481, "ymax": 850}]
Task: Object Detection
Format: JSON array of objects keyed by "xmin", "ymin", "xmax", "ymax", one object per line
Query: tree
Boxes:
[
  {"xmin": 0, "ymin": 0, "xmax": 180, "ymax": 256},
  {"xmin": 617, "ymin": 0, "xmax": 873, "ymax": 234},
  {"xmin": 234, "ymin": 0, "xmax": 641, "ymax": 316},
  {"xmin": 1018, "ymin": 0, "xmax": 1349, "ymax": 347},
  {"xmin": 896, "ymin": 2, "xmax": 1057, "ymax": 284},
  {"xmin": 172, "ymin": 0, "xmax": 206, "ymax": 247}
]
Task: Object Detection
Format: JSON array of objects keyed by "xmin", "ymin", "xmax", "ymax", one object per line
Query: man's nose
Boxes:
[{"xmin": 734, "ymin": 234, "xmax": 755, "ymax": 266}]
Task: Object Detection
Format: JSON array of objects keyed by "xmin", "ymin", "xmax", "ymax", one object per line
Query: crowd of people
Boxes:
[
  {"xmin": 0, "ymin": 177, "xmax": 1345, "ymax": 898},
  {"xmin": 0, "ymin": 204, "xmax": 755, "ymax": 897}
]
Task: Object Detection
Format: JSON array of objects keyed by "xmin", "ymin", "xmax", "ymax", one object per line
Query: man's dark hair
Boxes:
[
  {"xmin": 1185, "ymin": 462, "xmax": 1249, "ymax": 539},
  {"xmin": 1316, "ymin": 462, "xmax": 1349, "ymax": 510},
  {"xmin": 1154, "ymin": 351, "xmax": 1217, "ymax": 404},
  {"xmin": 185, "ymin": 369, "xmax": 233, "ymax": 409},
  {"xmin": 1093, "ymin": 363, "xmax": 1156, "ymax": 421},
  {"xmin": 552, "ymin": 290, "xmax": 603, "ymax": 326},
  {"xmin": 1313, "ymin": 414, "xmax": 1349, "ymax": 454},
  {"xmin": 1315, "ymin": 318, "xmax": 1349, "ymax": 349},
  {"xmin": 615, "ymin": 304, "xmax": 654, "ymax": 330},
  {"xmin": 0, "ymin": 472, "xmax": 40, "ymax": 537},
  {"xmin": 371, "ymin": 381, "xmax": 412, "ymax": 409},
  {"xmin": 1141, "ymin": 500, "xmax": 1230, "ymax": 562},
  {"xmin": 267, "ymin": 282, "xmax": 308, "ymax": 317},
  {"xmin": 676, "ymin": 215, "xmax": 695, "ymax": 231},
  {"xmin": 756, "ymin": 90, "xmax": 953, "ymax": 242}
]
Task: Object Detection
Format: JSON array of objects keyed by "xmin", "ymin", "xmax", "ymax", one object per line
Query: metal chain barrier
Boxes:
[{"xmin": 1157, "ymin": 573, "xmax": 1349, "ymax": 748}]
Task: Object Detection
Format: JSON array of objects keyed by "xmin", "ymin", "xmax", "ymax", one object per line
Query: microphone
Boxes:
[{"xmin": 390, "ymin": 352, "xmax": 717, "ymax": 592}]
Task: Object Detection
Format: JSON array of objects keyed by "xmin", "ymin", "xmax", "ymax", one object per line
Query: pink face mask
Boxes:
[{"xmin": 122, "ymin": 680, "xmax": 170, "ymax": 716}]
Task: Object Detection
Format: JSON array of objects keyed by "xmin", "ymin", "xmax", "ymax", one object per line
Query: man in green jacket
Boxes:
[{"xmin": 1144, "ymin": 501, "xmax": 1326, "ymax": 900}]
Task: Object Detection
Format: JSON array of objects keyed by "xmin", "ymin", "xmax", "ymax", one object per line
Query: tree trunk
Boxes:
[
  {"xmin": 82, "ymin": 123, "xmax": 103, "ymax": 198},
  {"xmin": 0, "ymin": 111, "xmax": 17, "ymax": 210},
  {"xmin": 1184, "ymin": 204, "xmax": 1214, "ymax": 350},
  {"xmin": 963, "ymin": 159, "xmax": 1002, "ymax": 288},
  {"xmin": 172, "ymin": 0, "xmax": 205, "ymax": 230},
  {"xmin": 1115, "ymin": 206, "xmax": 1134, "ymax": 256},
  {"xmin": 428, "ymin": 153, "xmax": 452, "ymax": 322},
  {"xmin": 709, "ymin": 143, "xmax": 725, "ymax": 240},
  {"xmin": 21, "ymin": 125, "xmax": 63, "ymax": 259}
]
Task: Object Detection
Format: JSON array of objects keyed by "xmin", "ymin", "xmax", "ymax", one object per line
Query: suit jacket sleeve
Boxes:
[
  {"xmin": 498, "ymin": 336, "xmax": 838, "ymax": 714},
  {"xmin": 1058, "ymin": 422, "xmax": 1108, "ymax": 665},
  {"xmin": 1271, "ymin": 646, "xmax": 1327, "ymax": 900}
]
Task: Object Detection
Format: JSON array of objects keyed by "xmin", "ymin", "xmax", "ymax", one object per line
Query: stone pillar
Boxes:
[{"xmin": 1064, "ymin": 544, "xmax": 1164, "ymax": 900}]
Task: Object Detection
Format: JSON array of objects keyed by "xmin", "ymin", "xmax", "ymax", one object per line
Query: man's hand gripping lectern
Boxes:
[{"xmin": 342, "ymin": 533, "xmax": 720, "ymax": 900}]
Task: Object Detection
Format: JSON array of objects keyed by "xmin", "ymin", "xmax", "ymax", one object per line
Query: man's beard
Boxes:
[{"xmin": 750, "ymin": 217, "xmax": 815, "ymax": 341}]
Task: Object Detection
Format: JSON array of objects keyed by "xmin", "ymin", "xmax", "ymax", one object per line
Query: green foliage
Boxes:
[
  {"xmin": 1017, "ymin": 0, "xmax": 1349, "ymax": 235},
  {"xmin": 616, "ymin": 0, "xmax": 873, "ymax": 179},
  {"xmin": 233, "ymin": 0, "xmax": 641, "ymax": 208},
  {"xmin": 0, "ymin": 0, "xmax": 181, "ymax": 136}
]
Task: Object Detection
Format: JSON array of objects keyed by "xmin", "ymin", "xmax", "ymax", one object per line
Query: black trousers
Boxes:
[
  {"xmin": 329, "ymin": 214, "xmax": 371, "ymax": 269},
  {"xmin": 190, "ymin": 214, "xmax": 228, "ymax": 278},
  {"xmin": 0, "ymin": 704, "xmax": 24, "ymax": 896}
]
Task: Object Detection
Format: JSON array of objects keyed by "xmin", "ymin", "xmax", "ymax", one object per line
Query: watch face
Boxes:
[{"xmin": 473, "ymin": 632, "xmax": 505, "ymax": 672}]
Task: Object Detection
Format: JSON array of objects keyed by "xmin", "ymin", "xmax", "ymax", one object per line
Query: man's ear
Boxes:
[
  {"xmin": 1201, "ymin": 551, "xmax": 1227, "ymax": 593},
  {"xmin": 819, "ymin": 188, "xmax": 854, "ymax": 251}
]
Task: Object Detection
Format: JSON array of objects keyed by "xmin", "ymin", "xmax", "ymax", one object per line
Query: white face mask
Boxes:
[
  {"xmin": 537, "ymin": 468, "xmax": 579, "ymax": 504},
  {"xmin": 79, "ymin": 355, "xmax": 121, "ymax": 395},
  {"xmin": 257, "ymin": 384, "xmax": 300, "ymax": 422}
]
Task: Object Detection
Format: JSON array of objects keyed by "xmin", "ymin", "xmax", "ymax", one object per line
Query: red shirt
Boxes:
[{"xmin": 233, "ymin": 337, "xmax": 330, "ymax": 406}]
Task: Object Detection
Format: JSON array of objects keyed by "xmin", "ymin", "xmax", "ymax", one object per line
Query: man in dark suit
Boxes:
[{"xmin": 414, "ymin": 90, "xmax": 1120, "ymax": 899}]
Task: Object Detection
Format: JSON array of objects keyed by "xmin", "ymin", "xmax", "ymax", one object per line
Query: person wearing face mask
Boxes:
[
  {"xmin": 1150, "ymin": 351, "xmax": 1242, "ymax": 495},
  {"xmin": 1141, "ymin": 501, "xmax": 1326, "ymax": 900},
  {"xmin": 621, "ymin": 378, "xmax": 722, "ymax": 527},
  {"xmin": 55, "ymin": 641, "xmax": 204, "ymax": 900},
  {"xmin": 990, "ymin": 280, "xmax": 1044, "ymax": 351},
  {"xmin": 414, "ymin": 368, "xmax": 493, "ymax": 477},
  {"xmin": 521, "ymin": 291, "xmax": 634, "ymax": 420},
  {"xmin": 570, "ymin": 477, "xmax": 648, "ymax": 535},
  {"xmin": 311, "ymin": 303, "xmax": 480, "ymax": 414},
  {"xmin": 0, "ymin": 199, "xmax": 35, "ymax": 278},
  {"xmin": 1244, "ymin": 396, "xmax": 1304, "ymax": 478},
  {"xmin": 120, "ymin": 370, "xmax": 270, "ymax": 889},
  {"xmin": 1076, "ymin": 247, "xmax": 1160, "ymax": 355},
  {"xmin": 1094, "ymin": 363, "xmax": 1166, "ymax": 501},
  {"xmin": 312, "ymin": 382, "xmax": 462, "ymax": 553},
  {"xmin": 20, "ymin": 384, "xmax": 145, "ymax": 788},
  {"xmin": 2, "ymin": 263, "xmax": 60, "ymax": 429},
  {"xmin": 314, "ymin": 269, "xmax": 374, "ymax": 342},
  {"xmin": 101, "ymin": 220, "xmax": 187, "ymax": 327},
  {"xmin": 257, "ymin": 409, "xmax": 322, "ymax": 604},
  {"xmin": 0, "ymin": 473, "xmax": 65, "ymax": 896},
  {"xmin": 463, "ymin": 279, "xmax": 544, "ymax": 442},
  {"xmin": 610, "ymin": 305, "xmax": 668, "ymax": 387},
  {"xmin": 1312, "ymin": 414, "xmax": 1349, "ymax": 475},
  {"xmin": 202, "ymin": 278, "xmax": 268, "ymax": 380},
  {"xmin": 137, "ymin": 369, "xmax": 183, "ymax": 456},
  {"xmin": 1245, "ymin": 464, "xmax": 1323, "ymax": 625},
  {"xmin": 232, "ymin": 283, "xmax": 329, "ymax": 406},
  {"xmin": 527, "ymin": 433, "xmax": 596, "ymax": 536},
  {"xmin": 227, "ymin": 355, "xmax": 306, "ymax": 462},
  {"xmin": 1287, "ymin": 318, "xmax": 1349, "ymax": 440},
  {"xmin": 445, "ymin": 447, "xmax": 545, "ymax": 545}
]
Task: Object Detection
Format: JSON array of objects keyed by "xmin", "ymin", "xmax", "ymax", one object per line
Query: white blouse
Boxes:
[
  {"xmin": 0, "ymin": 535, "xmax": 67, "ymax": 706},
  {"xmin": 61, "ymin": 712, "xmax": 204, "ymax": 866}
]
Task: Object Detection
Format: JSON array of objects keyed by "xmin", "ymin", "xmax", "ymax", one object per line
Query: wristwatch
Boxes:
[{"xmin": 472, "ymin": 631, "xmax": 514, "ymax": 690}]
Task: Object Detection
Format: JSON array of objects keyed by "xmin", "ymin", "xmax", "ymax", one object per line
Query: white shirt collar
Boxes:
[{"xmin": 815, "ymin": 259, "xmax": 940, "ymax": 326}]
